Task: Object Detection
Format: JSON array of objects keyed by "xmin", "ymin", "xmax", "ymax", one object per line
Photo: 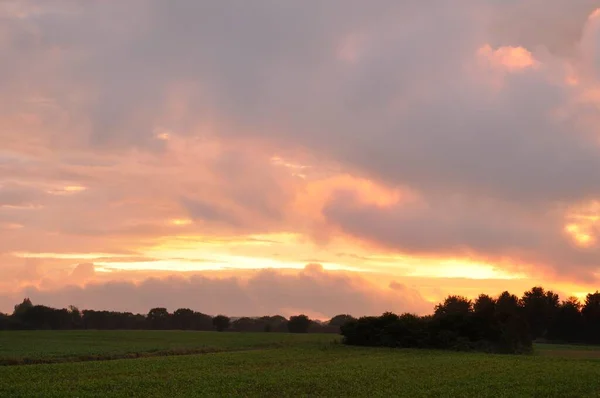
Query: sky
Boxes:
[{"xmin": 1, "ymin": 0, "xmax": 600, "ymax": 318}]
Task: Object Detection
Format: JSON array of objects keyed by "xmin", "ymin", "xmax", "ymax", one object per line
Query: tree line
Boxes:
[
  {"xmin": 0, "ymin": 298, "xmax": 354, "ymax": 334},
  {"xmin": 2, "ymin": 287, "xmax": 600, "ymax": 354},
  {"xmin": 341, "ymin": 288, "xmax": 600, "ymax": 354}
]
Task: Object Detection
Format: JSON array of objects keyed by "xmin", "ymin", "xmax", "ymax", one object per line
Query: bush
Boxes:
[
  {"xmin": 288, "ymin": 315, "xmax": 311, "ymax": 333},
  {"xmin": 341, "ymin": 301, "xmax": 532, "ymax": 354},
  {"xmin": 212, "ymin": 315, "xmax": 230, "ymax": 332}
]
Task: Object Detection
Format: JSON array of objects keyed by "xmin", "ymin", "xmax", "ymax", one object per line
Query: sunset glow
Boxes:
[{"xmin": 1, "ymin": 1, "xmax": 600, "ymax": 317}]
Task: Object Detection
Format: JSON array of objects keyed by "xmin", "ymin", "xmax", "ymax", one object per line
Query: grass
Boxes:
[
  {"xmin": 535, "ymin": 342, "xmax": 600, "ymax": 351},
  {"xmin": 0, "ymin": 330, "xmax": 333, "ymax": 365},
  {"xmin": 534, "ymin": 342, "xmax": 600, "ymax": 359},
  {"xmin": 2, "ymin": 331, "xmax": 600, "ymax": 397}
]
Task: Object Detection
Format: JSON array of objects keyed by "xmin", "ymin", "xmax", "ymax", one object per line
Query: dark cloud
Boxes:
[
  {"xmin": 0, "ymin": 182, "xmax": 45, "ymax": 207},
  {"xmin": 0, "ymin": 265, "xmax": 431, "ymax": 317},
  {"xmin": 488, "ymin": 0, "xmax": 599, "ymax": 56},
  {"xmin": 27, "ymin": 0, "xmax": 594, "ymax": 205},
  {"xmin": 182, "ymin": 198, "xmax": 241, "ymax": 226},
  {"xmin": 323, "ymin": 190, "xmax": 600, "ymax": 281},
  {"xmin": 4, "ymin": 2, "xmax": 599, "ymax": 203}
]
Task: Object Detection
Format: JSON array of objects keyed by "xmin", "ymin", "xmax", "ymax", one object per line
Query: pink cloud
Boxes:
[
  {"xmin": 0, "ymin": 265, "xmax": 432, "ymax": 318},
  {"xmin": 0, "ymin": 1, "xmax": 600, "ymax": 298}
]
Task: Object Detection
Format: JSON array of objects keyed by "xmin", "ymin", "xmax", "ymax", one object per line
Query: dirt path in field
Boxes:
[
  {"xmin": 538, "ymin": 349, "xmax": 600, "ymax": 359},
  {"xmin": 0, "ymin": 346, "xmax": 266, "ymax": 367}
]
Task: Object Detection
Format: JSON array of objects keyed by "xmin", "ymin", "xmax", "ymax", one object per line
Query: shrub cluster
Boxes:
[
  {"xmin": 342, "ymin": 296, "xmax": 530, "ymax": 353},
  {"xmin": 341, "ymin": 288, "xmax": 600, "ymax": 353}
]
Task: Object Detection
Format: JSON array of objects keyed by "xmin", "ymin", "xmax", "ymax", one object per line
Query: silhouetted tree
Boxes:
[
  {"xmin": 431, "ymin": 296, "xmax": 475, "ymax": 349},
  {"xmin": 494, "ymin": 291, "xmax": 531, "ymax": 353},
  {"xmin": 260, "ymin": 315, "xmax": 288, "ymax": 332},
  {"xmin": 82, "ymin": 310, "xmax": 146, "ymax": 330},
  {"xmin": 471, "ymin": 294, "xmax": 498, "ymax": 342},
  {"xmin": 18, "ymin": 305, "xmax": 72, "ymax": 330},
  {"xmin": 13, "ymin": 298, "xmax": 33, "ymax": 317},
  {"xmin": 147, "ymin": 308, "xmax": 171, "ymax": 330},
  {"xmin": 0, "ymin": 313, "xmax": 9, "ymax": 330},
  {"xmin": 329, "ymin": 314, "xmax": 356, "ymax": 328},
  {"xmin": 288, "ymin": 315, "xmax": 311, "ymax": 333},
  {"xmin": 383, "ymin": 313, "xmax": 429, "ymax": 348},
  {"xmin": 4, "ymin": 287, "xmax": 599, "ymax": 346},
  {"xmin": 342, "ymin": 298, "xmax": 531, "ymax": 354},
  {"xmin": 582, "ymin": 292, "xmax": 600, "ymax": 343},
  {"xmin": 307, "ymin": 320, "xmax": 340, "ymax": 333},
  {"xmin": 495, "ymin": 291, "xmax": 520, "ymax": 320},
  {"xmin": 340, "ymin": 316, "xmax": 380, "ymax": 346},
  {"xmin": 173, "ymin": 308, "xmax": 195, "ymax": 330},
  {"xmin": 548, "ymin": 297, "xmax": 583, "ymax": 342},
  {"xmin": 434, "ymin": 296, "xmax": 472, "ymax": 316},
  {"xmin": 213, "ymin": 315, "xmax": 230, "ymax": 332},
  {"xmin": 520, "ymin": 286, "xmax": 559, "ymax": 339},
  {"xmin": 474, "ymin": 294, "xmax": 496, "ymax": 318},
  {"xmin": 190, "ymin": 312, "xmax": 213, "ymax": 331},
  {"xmin": 68, "ymin": 305, "xmax": 83, "ymax": 329},
  {"xmin": 232, "ymin": 317, "xmax": 262, "ymax": 332}
]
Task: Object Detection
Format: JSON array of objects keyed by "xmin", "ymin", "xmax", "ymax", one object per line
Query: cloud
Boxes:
[
  {"xmin": 488, "ymin": 0, "xmax": 599, "ymax": 57},
  {"xmin": 0, "ymin": 182, "xmax": 45, "ymax": 208},
  {"xmin": 323, "ymin": 190, "xmax": 600, "ymax": 281},
  {"xmin": 0, "ymin": 0, "xmax": 599, "ymax": 290},
  {"xmin": 0, "ymin": 265, "xmax": 432, "ymax": 318},
  {"xmin": 69, "ymin": 262, "xmax": 96, "ymax": 282}
]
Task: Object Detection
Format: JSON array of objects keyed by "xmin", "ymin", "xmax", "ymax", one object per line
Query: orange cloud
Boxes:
[
  {"xmin": 478, "ymin": 45, "xmax": 538, "ymax": 71},
  {"xmin": 564, "ymin": 201, "xmax": 600, "ymax": 247},
  {"xmin": 2, "ymin": 1, "xmax": 600, "ymax": 315}
]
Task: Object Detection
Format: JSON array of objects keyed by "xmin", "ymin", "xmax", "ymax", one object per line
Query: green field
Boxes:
[
  {"xmin": 0, "ymin": 330, "xmax": 331, "ymax": 365},
  {"xmin": 2, "ymin": 331, "xmax": 600, "ymax": 397}
]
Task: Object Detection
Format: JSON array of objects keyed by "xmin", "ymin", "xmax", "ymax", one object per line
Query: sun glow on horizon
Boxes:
[
  {"xmin": 11, "ymin": 232, "xmax": 530, "ymax": 282},
  {"xmin": 405, "ymin": 259, "xmax": 526, "ymax": 280}
]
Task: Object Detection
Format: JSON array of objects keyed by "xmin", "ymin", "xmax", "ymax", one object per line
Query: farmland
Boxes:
[
  {"xmin": 0, "ymin": 330, "xmax": 330, "ymax": 365},
  {"xmin": 2, "ymin": 331, "xmax": 600, "ymax": 397}
]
